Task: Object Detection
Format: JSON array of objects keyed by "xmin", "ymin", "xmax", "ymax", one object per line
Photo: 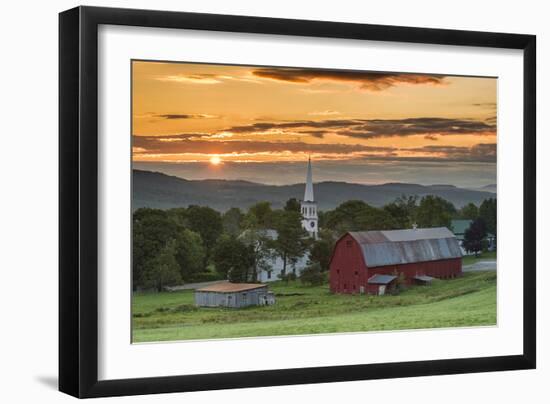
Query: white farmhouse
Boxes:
[
  {"xmin": 242, "ymin": 158, "xmax": 318, "ymax": 282},
  {"xmin": 255, "ymin": 229, "xmax": 310, "ymax": 283}
]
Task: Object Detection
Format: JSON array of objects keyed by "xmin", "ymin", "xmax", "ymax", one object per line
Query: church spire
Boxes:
[{"xmin": 304, "ymin": 156, "xmax": 314, "ymax": 202}]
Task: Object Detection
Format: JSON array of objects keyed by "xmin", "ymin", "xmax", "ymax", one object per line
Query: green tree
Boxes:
[
  {"xmin": 459, "ymin": 203, "xmax": 479, "ymax": 220},
  {"xmin": 247, "ymin": 201, "xmax": 274, "ymax": 228},
  {"xmin": 415, "ymin": 195, "xmax": 455, "ymax": 228},
  {"xmin": 383, "ymin": 195, "xmax": 418, "ymax": 228},
  {"xmin": 325, "ymin": 200, "xmax": 398, "ymax": 234},
  {"xmin": 284, "ymin": 198, "xmax": 301, "ymax": 213},
  {"xmin": 463, "ymin": 218, "xmax": 487, "ymax": 256},
  {"xmin": 141, "ymin": 240, "xmax": 182, "ymax": 292},
  {"xmin": 479, "ymin": 198, "xmax": 497, "ymax": 237},
  {"xmin": 132, "ymin": 208, "xmax": 180, "ymax": 290},
  {"xmin": 174, "ymin": 229, "xmax": 206, "ymax": 281},
  {"xmin": 356, "ymin": 206, "xmax": 399, "ymax": 231},
  {"xmin": 272, "ymin": 210, "xmax": 309, "ymax": 276},
  {"xmin": 239, "ymin": 228, "xmax": 274, "ymax": 282},
  {"xmin": 222, "ymin": 207, "xmax": 244, "ymax": 236},
  {"xmin": 185, "ymin": 205, "xmax": 223, "ymax": 266},
  {"xmin": 212, "ymin": 235, "xmax": 255, "ymax": 282},
  {"xmin": 300, "ymin": 262, "xmax": 325, "ymax": 286},
  {"xmin": 309, "ymin": 232, "xmax": 334, "ymax": 272},
  {"xmin": 166, "ymin": 207, "xmax": 188, "ymax": 227}
]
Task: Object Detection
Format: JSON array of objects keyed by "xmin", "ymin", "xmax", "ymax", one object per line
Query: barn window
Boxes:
[
  {"xmin": 336, "ymin": 269, "xmax": 340, "ymax": 274},
  {"xmin": 267, "ymin": 271, "xmax": 272, "ymax": 279},
  {"xmin": 242, "ymin": 293, "xmax": 247, "ymax": 303},
  {"xmin": 346, "ymin": 240, "xmax": 353, "ymax": 247},
  {"xmin": 354, "ymin": 271, "xmax": 358, "ymax": 276}
]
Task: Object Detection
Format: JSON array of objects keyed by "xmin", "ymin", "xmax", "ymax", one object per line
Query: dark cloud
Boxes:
[
  {"xmin": 299, "ymin": 130, "xmax": 329, "ymax": 139},
  {"xmin": 472, "ymin": 102, "xmax": 497, "ymax": 108},
  {"xmin": 225, "ymin": 119, "xmax": 360, "ymax": 134},
  {"xmin": 155, "ymin": 114, "xmax": 217, "ymax": 120},
  {"xmin": 133, "ymin": 135, "xmax": 394, "ymax": 155},
  {"xmin": 133, "ymin": 134, "xmax": 496, "ymax": 163},
  {"xmin": 340, "ymin": 118, "xmax": 496, "ymax": 139},
  {"xmin": 252, "ymin": 68, "xmax": 446, "ymax": 91},
  {"xmin": 223, "ymin": 117, "xmax": 496, "ymax": 139},
  {"xmin": 485, "ymin": 116, "xmax": 497, "ymax": 125},
  {"xmin": 400, "ymin": 143, "xmax": 496, "ymax": 163}
]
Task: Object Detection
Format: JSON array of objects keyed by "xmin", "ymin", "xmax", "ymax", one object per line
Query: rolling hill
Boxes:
[{"xmin": 133, "ymin": 169, "xmax": 496, "ymax": 212}]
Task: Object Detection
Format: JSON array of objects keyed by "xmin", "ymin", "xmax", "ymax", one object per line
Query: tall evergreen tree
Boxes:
[
  {"xmin": 463, "ymin": 218, "xmax": 487, "ymax": 256},
  {"xmin": 479, "ymin": 198, "xmax": 497, "ymax": 237}
]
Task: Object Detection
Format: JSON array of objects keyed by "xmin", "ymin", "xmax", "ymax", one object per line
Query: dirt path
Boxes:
[{"xmin": 463, "ymin": 260, "xmax": 497, "ymax": 272}]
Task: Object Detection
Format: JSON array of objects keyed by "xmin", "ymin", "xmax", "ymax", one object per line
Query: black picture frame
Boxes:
[{"xmin": 59, "ymin": 5, "xmax": 536, "ymax": 398}]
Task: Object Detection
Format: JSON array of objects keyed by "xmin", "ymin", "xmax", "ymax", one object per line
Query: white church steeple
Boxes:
[
  {"xmin": 301, "ymin": 157, "xmax": 318, "ymax": 239},
  {"xmin": 304, "ymin": 157, "xmax": 314, "ymax": 202}
]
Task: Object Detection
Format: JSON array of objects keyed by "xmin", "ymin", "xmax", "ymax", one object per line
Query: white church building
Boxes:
[{"xmin": 255, "ymin": 158, "xmax": 319, "ymax": 283}]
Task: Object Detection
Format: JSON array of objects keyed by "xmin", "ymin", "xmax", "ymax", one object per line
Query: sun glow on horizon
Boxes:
[{"xmin": 210, "ymin": 155, "xmax": 222, "ymax": 165}]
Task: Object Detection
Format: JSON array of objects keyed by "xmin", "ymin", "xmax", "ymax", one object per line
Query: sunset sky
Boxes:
[{"xmin": 132, "ymin": 60, "xmax": 497, "ymax": 188}]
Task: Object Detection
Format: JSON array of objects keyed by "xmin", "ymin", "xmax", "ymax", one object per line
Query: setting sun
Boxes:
[{"xmin": 210, "ymin": 155, "xmax": 222, "ymax": 165}]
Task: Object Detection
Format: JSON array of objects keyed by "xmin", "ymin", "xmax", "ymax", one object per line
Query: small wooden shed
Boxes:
[
  {"xmin": 194, "ymin": 282, "xmax": 275, "ymax": 308},
  {"xmin": 366, "ymin": 274, "xmax": 398, "ymax": 295}
]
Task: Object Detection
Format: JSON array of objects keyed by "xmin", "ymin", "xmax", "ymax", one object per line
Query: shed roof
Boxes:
[
  {"xmin": 349, "ymin": 227, "xmax": 461, "ymax": 268},
  {"xmin": 196, "ymin": 282, "xmax": 267, "ymax": 293},
  {"xmin": 368, "ymin": 274, "xmax": 397, "ymax": 285}
]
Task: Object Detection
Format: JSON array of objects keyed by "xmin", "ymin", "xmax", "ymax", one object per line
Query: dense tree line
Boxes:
[
  {"xmin": 133, "ymin": 195, "xmax": 497, "ymax": 291},
  {"xmin": 462, "ymin": 198, "xmax": 497, "ymax": 255}
]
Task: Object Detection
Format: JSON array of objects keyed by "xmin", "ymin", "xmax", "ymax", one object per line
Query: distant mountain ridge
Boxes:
[{"xmin": 133, "ymin": 169, "xmax": 496, "ymax": 212}]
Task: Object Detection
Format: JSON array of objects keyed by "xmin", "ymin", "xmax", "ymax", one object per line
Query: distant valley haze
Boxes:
[
  {"xmin": 133, "ymin": 169, "xmax": 496, "ymax": 212},
  {"xmin": 133, "ymin": 160, "xmax": 496, "ymax": 190}
]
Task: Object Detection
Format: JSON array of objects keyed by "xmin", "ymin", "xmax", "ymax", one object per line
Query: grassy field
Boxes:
[
  {"xmin": 462, "ymin": 250, "xmax": 497, "ymax": 266},
  {"xmin": 132, "ymin": 271, "xmax": 496, "ymax": 343}
]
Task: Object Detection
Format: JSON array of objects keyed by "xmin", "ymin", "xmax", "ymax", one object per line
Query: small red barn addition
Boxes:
[{"xmin": 329, "ymin": 227, "xmax": 462, "ymax": 295}]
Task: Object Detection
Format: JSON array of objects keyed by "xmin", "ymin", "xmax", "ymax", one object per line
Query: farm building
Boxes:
[
  {"xmin": 365, "ymin": 274, "xmax": 398, "ymax": 295},
  {"xmin": 451, "ymin": 219, "xmax": 496, "ymax": 254},
  {"xmin": 239, "ymin": 159, "xmax": 317, "ymax": 283},
  {"xmin": 239, "ymin": 229, "xmax": 309, "ymax": 283},
  {"xmin": 329, "ymin": 227, "xmax": 462, "ymax": 295},
  {"xmin": 194, "ymin": 282, "xmax": 275, "ymax": 308}
]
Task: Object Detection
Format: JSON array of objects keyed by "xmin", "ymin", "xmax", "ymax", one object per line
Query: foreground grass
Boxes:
[
  {"xmin": 462, "ymin": 250, "xmax": 497, "ymax": 266},
  {"xmin": 132, "ymin": 271, "xmax": 496, "ymax": 343}
]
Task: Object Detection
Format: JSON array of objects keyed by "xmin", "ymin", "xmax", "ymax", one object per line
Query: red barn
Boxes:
[{"xmin": 329, "ymin": 227, "xmax": 462, "ymax": 295}]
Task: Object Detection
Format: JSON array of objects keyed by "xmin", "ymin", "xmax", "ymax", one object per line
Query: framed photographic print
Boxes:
[{"xmin": 59, "ymin": 6, "xmax": 536, "ymax": 398}]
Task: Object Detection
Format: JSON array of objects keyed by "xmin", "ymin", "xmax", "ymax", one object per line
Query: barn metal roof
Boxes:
[
  {"xmin": 367, "ymin": 274, "xmax": 397, "ymax": 285},
  {"xmin": 349, "ymin": 227, "xmax": 461, "ymax": 268},
  {"xmin": 196, "ymin": 282, "xmax": 267, "ymax": 293}
]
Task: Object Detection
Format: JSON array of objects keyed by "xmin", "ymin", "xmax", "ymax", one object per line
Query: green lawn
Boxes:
[
  {"xmin": 132, "ymin": 271, "xmax": 496, "ymax": 343},
  {"xmin": 462, "ymin": 250, "xmax": 497, "ymax": 266}
]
